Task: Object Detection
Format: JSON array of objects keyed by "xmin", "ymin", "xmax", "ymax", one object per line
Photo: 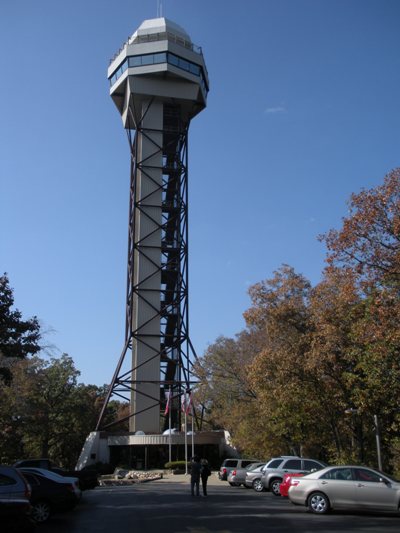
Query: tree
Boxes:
[
  {"xmin": 0, "ymin": 274, "xmax": 41, "ymax": 383},
  {"xmin": 306, "ymin": 266, "xmax": 365, "ymax": 462},
  {"xmin": 321, "ymin": 169, "xmax": 400, "ymax": 470},
  {"xmin": 194, "ymin": 170, "xmax": 400, "ymax": 472},
  {"xmin": 6, "ymin": 354, "xmax": 81, "ymax": 462},
  {"xmin": 323, "ymin": 168, "xmax": 400, "ymax": 289},
  {"xmin": 0, "ymin": 353, "xmax": 130, "ymax": 466},
  {"xmin": 245, "ymin": 266, "xmax": 324, "ymax": 458},
  {"xmin": 194, "ymin": 332, "xmax": 261, "ymax": 453}
]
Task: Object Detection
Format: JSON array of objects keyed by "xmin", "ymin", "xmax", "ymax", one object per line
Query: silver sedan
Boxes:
[
  {"xmin": 244, "ymin": 463, "xmax": 269, "ymax": 492},
  {"xmin": 227, "ymin": 462, "xmax": 266, "ymax": 487},
  {"xmin": 288, "ymin": 465, "xmax": 400, "ymax": 514}
]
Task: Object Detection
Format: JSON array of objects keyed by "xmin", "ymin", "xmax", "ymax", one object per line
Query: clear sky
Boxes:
[{"xmin": 1, "ymin": 0, "xmax": 399, "ymax": 386}]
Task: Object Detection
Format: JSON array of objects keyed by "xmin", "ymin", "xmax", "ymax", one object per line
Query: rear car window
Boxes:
[
  {"xmin": 224, "ymin": 460, "xmax": 238, "ymax": 468},
  {"xmin": 320, "ymin": 468, "xmax": 352, "ymax": 480},
  {"xmin": 0, "ymin": 474, "xmax": 16, "ymax": 486},
  {"xmin": 303, "ymin": 460, "xmax": 323, "ymax": 471},
  {"xmin": 283, "ymin": 459, "xmax": 302, "ymax": 469},
  {"xmin": 241, "ymin": 461, "xmax": 256, "ymax": 468}
]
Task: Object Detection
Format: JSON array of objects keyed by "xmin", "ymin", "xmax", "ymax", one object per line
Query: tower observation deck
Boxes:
[{"xmin": 96, "ymin": 18, "xmax": 209, "ymax": 435}]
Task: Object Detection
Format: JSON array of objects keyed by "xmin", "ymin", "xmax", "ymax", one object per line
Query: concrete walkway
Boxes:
[{"xmin": 154, "ymin": 471, "xmax": 224, "ymax": 485}]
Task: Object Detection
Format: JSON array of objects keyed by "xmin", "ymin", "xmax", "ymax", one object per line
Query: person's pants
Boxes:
[
  {"xmin": 201, "ymin": 477, "xmax": 208, "ymax": 496},
  {"xmin": 191, "ymin": 478, "xmax": 200, "ymax": 496}
]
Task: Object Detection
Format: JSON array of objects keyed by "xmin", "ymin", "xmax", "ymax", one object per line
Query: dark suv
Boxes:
[
  {"xmin": 218, "ymin": 458, "xmax": 261, "ymax": 481},
  {"xmin": 0, "ymin": 465, "xmax": 34, "ymax": 531},
  {"xmin": 260, "ymin": 456, "xmax": 326, "ymax": 495}
]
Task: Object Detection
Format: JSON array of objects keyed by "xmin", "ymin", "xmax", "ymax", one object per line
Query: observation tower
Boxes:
[{"xmin": 97, "ymin": 18, "xmax": 209, "ymax": 435}]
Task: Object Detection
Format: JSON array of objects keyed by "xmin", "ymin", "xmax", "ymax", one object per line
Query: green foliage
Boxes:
[
  {"xmin": 0, "ymin": 274, "xmax": 129, "ymax": 466},
  {"xmin": 0, "ymin": 273, "xmax": 41, "ymax": 383},
  {"xmin": 164, "ymin": 461, "xmax": 188, "ymax": 470},
  {"xmin": 0, "ymin": 354, "xmax": 128, "ymax": 467}
]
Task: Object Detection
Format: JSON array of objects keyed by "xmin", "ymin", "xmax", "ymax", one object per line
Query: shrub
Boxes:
[{"xmin": 164, "ymin": 461, "xmax": 188, "ymax": 470}]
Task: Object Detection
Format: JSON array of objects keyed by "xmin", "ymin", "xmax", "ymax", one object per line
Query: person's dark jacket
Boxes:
[
  {"xmin": 191, "ymin": 461, "xmax": 201, "ymax": 481},
  {"xmin": 201, "ymin": 464, "xmax": 211, "ymax": 478}
]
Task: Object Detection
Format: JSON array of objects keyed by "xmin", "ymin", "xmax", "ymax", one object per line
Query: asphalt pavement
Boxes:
[{"xmin": 37, "ymin": 474, "xmax": 400, "ymax": 533}]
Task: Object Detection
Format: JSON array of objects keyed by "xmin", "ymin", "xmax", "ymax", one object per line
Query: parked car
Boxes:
[
  {"xmin": 227, "ymin": 462, "xmax": 266, "ymax": 487},
  {"xmin": 279, "ymin": 472, "xmax": 305, "ymax": 497},
  {"xmin": 17, "ymin": 469, "xmax": 79, "ymax": 523},
  {"xmin": 218, "ymin": 458, "xmax": 261, "ymax": 481},
  {"xmin": 261, "ymin": 456, "xmax": 327, "ymax": 496},
  {"xmin": 0, "ymin": 465, "xmax": 35, "ymax": 531},
  {"xmin": 18, "ymin": 467, "xmax": 81, "ymax": 501},
  {"xmin": 288, "ymin": 465, "xmax": 400, "ymax": 514},
  {"xmin": 243, "ymin": 462, "xmax": 268, "ymax": 492},
  {"xmin": 14, "ymin": 459, "xmax": 98, "ymax": 490},
  {"xmin": 289, "ymin": 465, "xmax": 400, "ymax": 514}
]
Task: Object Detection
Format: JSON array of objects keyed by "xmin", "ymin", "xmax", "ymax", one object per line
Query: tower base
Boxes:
[{"xmin": 76, "ymin": 430, "xmax": 237, "ymax": 470}]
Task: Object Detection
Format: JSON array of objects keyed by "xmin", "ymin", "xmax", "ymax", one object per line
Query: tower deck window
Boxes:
[{"xmin": 110, "ymin": 52, "xmax": 208, "ymax": 94}]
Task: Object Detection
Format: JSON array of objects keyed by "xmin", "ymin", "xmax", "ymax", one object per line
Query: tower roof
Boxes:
[{"xmin": 128, "ymin": 17, "xmax": 191, "ymax": 45}]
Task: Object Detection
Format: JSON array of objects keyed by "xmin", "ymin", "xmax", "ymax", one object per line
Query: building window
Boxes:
[{"xmin": 110, "ymin": 52, "xmax": 208, "ymax": 94}]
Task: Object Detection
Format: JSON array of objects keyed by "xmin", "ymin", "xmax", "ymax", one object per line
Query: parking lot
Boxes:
[{"xmin": 36, "ymin": 474, "xmax": 400, "ymax": 533}]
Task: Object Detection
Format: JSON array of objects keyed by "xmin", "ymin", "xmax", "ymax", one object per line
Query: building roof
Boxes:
[{"xmin": 129, "ymin": 17, "xmax": 191, "ymax": 45}]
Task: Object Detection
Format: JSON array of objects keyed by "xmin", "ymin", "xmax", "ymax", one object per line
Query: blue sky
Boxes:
[{"xmin": 1, "ymin": 0, "xmax": 399, "ymax": 386}]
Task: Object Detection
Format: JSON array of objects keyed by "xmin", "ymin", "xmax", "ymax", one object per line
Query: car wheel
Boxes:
[
  {"xmin": 252, "ymin": 478, "xmax": 264, "ymax": 492},
  {"xmin": 229, "ymin": 482, "xmax": 241, "ymax": 486},
  {"xmin": 31, "ymin": 501, "xmax": 52, "ymax": 523},
  {"xmin": 269, "ymin": 478, "xmax": 282, "ymax": 496},
  {"xmin": 308, "ymin": 492, "xmax": 330, "ymax": 514}
]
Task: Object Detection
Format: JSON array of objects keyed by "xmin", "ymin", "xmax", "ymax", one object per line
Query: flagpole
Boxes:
[
  {"xmin": 184, "ymin": 392, "xmax": 188, "ymax": 474},
  {"xmin": 168, "ymin": 385, "xmax": 172, "ymax": 463},
  {"xmin": 191, "ymin": 413, "xmax": 194, "ymax": 459},
  {"xmin": 190, "ymin": 391, "xmax": 194, "ymax": 458}
]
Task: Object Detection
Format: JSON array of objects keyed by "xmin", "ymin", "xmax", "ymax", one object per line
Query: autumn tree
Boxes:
[
  {"xmin": 194, "ymin": 170, "xmax": 400, "ymax": 470},
  {"xmin": 245, "ymin": 265, "xmax": 327, "ymax": 458},
  {"xmin": 306, "ymin": 266, "xmax": 365, "ymax": 462},
  {"xmin": 321, "ymin": 168, "xmax": 400, "ymax": 470},
  {"xmin": 323, "ymin": 168, "xmax": 400, "ymax": 289}
]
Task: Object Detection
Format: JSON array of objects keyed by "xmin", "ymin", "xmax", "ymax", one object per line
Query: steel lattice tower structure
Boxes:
[{"xmin": 96, "ymin": 18, "xmax": 208, "ymax": 435}]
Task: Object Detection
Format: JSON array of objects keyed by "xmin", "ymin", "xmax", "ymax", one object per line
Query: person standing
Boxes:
[
  {"xmin": 200, "ymin": 458, "xmax": 211, "ymax": 496},
  {"xmin": 190, "ymin": 456, "xmax": 201, "ymax": 496}
]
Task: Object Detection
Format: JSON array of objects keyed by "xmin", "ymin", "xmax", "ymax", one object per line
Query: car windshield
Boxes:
[{"xmin": 246, "ymin": 463, "xmax": 263, "ymax": 471}]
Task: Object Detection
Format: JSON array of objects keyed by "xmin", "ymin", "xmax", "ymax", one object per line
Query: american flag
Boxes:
[{"xmin": 164, "ymin": 390, "xmax": 171, "ymax": 415}]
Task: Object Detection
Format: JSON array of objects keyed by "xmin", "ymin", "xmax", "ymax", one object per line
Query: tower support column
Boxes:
[{"xmin": 131, "ymin": 99, "xmax": 163, "ymax": 433}]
